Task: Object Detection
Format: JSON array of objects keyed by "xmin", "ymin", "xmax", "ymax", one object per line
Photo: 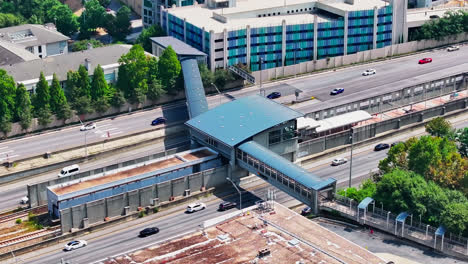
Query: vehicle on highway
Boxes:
[
  {"xmin": 20, "ymin": 196, "xmax": 28, "ymax": 204},
  {"xmin": 106, "ymin": 8, "xmax": 111, "ymax": 12},
  {"xmin": 301, "ymin": 207, "xmax": 312, "ymax": 216},
  {"xmin": 331, "ymin": 157, "xmax": 348, "ymax": 166},
  {"xmin": 218, "ymin": 201, "xmax": 237, "ymax": 211},
  {"xmin": 330, "ymin": 88, "xmax": 344, "ymax": 95},
  {"xmin": 374, "ymin": 143, "xmax": 390, "ymax": 151},
  {"xmin": 186, "ymin": 202, "xmax": 206, "ymax": 213},
  {"xmin": 447, "ymin": 45, "xmax": 460, "ymax": 52},
  {"xmin": 80, "ymin": 122, "xmax": 96, "ymax": 131},
  {"xmin": 391, "ymin": 141, "xmax": 403, "ymax": 147},
  {"xmin": 362, "ymin": 69, "xmax": 376, "ymax": 76},
  {"xmin": 139, "ymin": 227, "xmax": 159, "ymax": 237},
  {"xmin": 429, "ymin": 15, "xmax": 439, "ymax": 19},
  {"xmin": 418, "ymin": 58, "xmax": 432, "ymax": 64},
  {"xmin": 64, "ymin": 240, "xmax": 87, "ymax": 251},
  {"xmin": 58, "ymin": 164, "xmax": 80, "ymax": 178},
  {"xmin": 266, "ymin": 92, "xmax": 281, "ymax": 99},
  {"xmin": 151, "ymin": 117, "xmax": 166, "ymax": 126}
]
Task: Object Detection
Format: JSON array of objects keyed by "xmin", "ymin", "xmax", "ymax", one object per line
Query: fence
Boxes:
[{"xmin": 322, "ymin": 194, "xmax": 468, "ymax": 260}]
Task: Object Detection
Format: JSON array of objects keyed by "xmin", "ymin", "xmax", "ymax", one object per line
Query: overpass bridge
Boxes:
[{"xmin": 181, "ymin": 59, "xmax": 336, "ymax": 214}]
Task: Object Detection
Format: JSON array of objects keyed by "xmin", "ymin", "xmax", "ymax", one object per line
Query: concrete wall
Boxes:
[
  {"xmin": 60, "ymin": 165, "xmax": 228, "ymax": 233},
  {"xmin": 27, "ymin": 146, "xmax": 190, "ymax": 208},
  {"xmin": 297, "ymin": 97, "xmax": 467, "ymax": 158},
  {"xmin": 251, "ymin": 32, "xmax": 468, "ymax": 82}
]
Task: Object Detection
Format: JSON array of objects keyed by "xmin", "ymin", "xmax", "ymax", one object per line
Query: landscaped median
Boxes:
[{"xmin": 0, "ymin": 122, "xmax": 188, "ymax": 185}]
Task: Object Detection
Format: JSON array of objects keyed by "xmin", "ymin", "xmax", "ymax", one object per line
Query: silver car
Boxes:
[
  {"xmin": 447, "ymin": 45, "xmax": 460, "ymax": 52},
  {"xmin": 331, "ymin": 157, "xmax": 348, "ymax": 166},
  {"xmin": 362, "ymin": 69, "xmax": 376, "ymax": 76}
]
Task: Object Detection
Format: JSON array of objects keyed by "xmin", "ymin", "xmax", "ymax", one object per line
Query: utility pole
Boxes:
[
  {"xmin": 348, "ymin": 127, "xmax": 354, "ymax": 188},
  {"xmin": 226, "ymin": 178, "xmax": 242, "ymax": 210}
]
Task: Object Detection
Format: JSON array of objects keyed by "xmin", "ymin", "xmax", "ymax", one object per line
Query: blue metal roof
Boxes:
[
  {"xmin": 237, "ymin": 141, "xmax": 336, "ymax": 190},
  {"xmin": 186, "ymin": 95, "xmax": 304, "ymax": 147},
  {"xmin": 150, "ymin": 36, "xmax": 206, "ymax": 57},
  {"xmin": 396, "ymin": 212, "xmax": 409, "ymax": 223},
  {"xmin": 358, "ymin": 197, "xmax": 374, "ymax": 209},
  {"xmin": 181, "ymin": 59, "xmax": 208, "ymax": 118},
  {"xmin": 435, "ymin": 226, "xmax": 446, "ymax": 236}
]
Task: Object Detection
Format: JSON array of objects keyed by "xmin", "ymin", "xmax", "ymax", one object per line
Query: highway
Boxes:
[{"xmin": 0, "ymin": 45, "xmax": 467, "ymax": 161}]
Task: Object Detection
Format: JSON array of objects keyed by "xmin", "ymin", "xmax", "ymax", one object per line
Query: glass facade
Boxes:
[
  {"xmin": 317, "ymin": 20, "xmax": 344, "ymax": 60},
  {"xmin": 249, "ymin": 25, "xmax": 283, "ymax": 71},
  {"xmin": 285, "ymin": 23, "xmax": 314, "ymax": 66},
  {"xmin": 377, "ymin": 6, "xmax": 393, "ymax": 48},
  {"xmin": 227, "ymin": 29, "xmax": 248, "ymax": 67},
  {"xmin": 347, "ymin": 9, "xmax": 374, "ymax": 54}
]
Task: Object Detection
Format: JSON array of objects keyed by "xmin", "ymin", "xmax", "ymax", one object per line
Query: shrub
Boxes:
[
  {"xmin": 15, "ymin": 219, "xmax": 22, "ymax": 224},
  {"xmin": 138, "ymin": 211, "xmax": 146, "ymax": 218}
]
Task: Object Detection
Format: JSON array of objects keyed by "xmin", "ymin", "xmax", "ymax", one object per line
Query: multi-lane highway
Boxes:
[{"xmin": 0, "ymin": 45, "xmax": 467, "ymax": 161}]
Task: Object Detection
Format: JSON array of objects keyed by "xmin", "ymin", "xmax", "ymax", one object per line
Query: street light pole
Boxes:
[
  {"xmin": 348, "ymin": 128, "xmax": 354, "ymax": 188},
  {"xmin": 226, "ymin": 178, "xmax": 242, "ymax": 210},
  {"xmin": 259, "ymin": 57, "xmax": 263, "ymax": 90}
]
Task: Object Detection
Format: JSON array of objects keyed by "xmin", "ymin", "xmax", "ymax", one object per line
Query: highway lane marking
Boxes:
[
  {"xmin": 0, "ymin": 147, "xmax": 8, "ymax": 150},
  {"xmin": 0, "ymin": 154, "xmax": 19, "ymax": 161},
  {"xmin": 0, "ymin": 150, "xmax": 13, "ymax": 155}
]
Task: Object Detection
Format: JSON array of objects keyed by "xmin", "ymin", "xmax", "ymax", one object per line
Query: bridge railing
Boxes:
[{"xmin": 322, "ymin": 194, "xmax": 468, "ymax": 259}]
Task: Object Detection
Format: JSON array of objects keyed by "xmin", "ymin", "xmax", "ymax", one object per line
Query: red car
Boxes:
[{"xmin": 418, "ymin": 58, "xmax": 432, "ymax": 64}]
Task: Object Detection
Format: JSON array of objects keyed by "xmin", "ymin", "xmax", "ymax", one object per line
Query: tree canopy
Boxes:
[
  {"xmin": 158, "ymin": 46, "xmax": 181, "ymax": 92},
  {"xmin": 425, "ymin": 117, "xmax": 453, "ymax": 138},
  {"xmin": 136, "ymin": 24, "xmax": 166, "ymax": 52},
  {"xmin": 410, "ymin": 10, "xmax": 468, "ymax": 41}
]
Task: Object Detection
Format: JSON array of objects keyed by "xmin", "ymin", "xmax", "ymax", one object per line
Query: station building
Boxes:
[{"xmin": 145, "ymin": 0, "xmax": 406, "ymax": 71}]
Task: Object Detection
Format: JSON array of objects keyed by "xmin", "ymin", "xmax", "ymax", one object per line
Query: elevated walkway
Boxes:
[
  {"xmin": 236, "ymin": 141, "xmax": 336, "ymax": 214},
  {"xmin": 181, "ymin": 59, "xmax": 209, "ymax": 119}
]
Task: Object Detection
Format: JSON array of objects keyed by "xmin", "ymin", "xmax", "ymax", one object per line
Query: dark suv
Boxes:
[
  {"xmin": 139, "ymin": 227, "xmax": 159, "ymax": 237},
  {"xmin": 218, "ymin": 201, "xmax": 237, "ymax": 211},
  {"xmin": 374, "ymin": 143, "xmax": 390, "ymax": 151}
]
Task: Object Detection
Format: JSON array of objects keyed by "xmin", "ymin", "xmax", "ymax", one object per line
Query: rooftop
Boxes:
[
  {"xmin": 0, "ymin": 40, "xmax": 38, "ymax": 66},
  {"xmin": 185, "ymin": 95, "xmax": 303, "ymax": 147},
  {"xmin": 101, "ymin": 202, "xmax": 386, "ymax": 264},
  {"xmin": 315, "ymin": 110, "xmax": 372, "ymax": 133},
  {"xmin": 151, "ymin": 36, "xmax": 207, "ymax": 57},
  {"xmin": 166, "ymin": 0, "xmax": 388, "ymax": 32},
  {"xmin": 1, "ymin": 45, "xmax": 134, "ymax": 84},
  {"xmin": 0, "ymin": 24, "xmax": 69, "ymax": 47},
  {"xmin": 181, "ymin": 59, "xmax": 209, "ymax": 118}
]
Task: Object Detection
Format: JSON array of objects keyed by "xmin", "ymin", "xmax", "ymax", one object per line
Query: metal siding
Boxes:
[{"xmin": 181, "ymin": 59, "xmax": 209, "ymax": 118}]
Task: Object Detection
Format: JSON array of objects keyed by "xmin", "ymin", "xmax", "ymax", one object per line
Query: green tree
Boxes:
[
  {"xmin": 136, "ymin": 24, "xmax": 165, "ymax": 52},
  {"xmin": 109, "ymin": 86, "xmax": 126, "ymax": 108},
  {"xmin": 71, "ymin": 39, "xmax": 104, "ymax": 52},
  {"xmin": 14, "ymin": 84, "xmax": 32, "ymax": 130},
  {"xmin": 49, "ymin": 74, "xmax": 71, "ymax": 120},
  {"xmin": 110, "ymin": 6, "xmax": 131, "ymax": 41},
  {"xmin": 91, "ymin": 65, "xmax": 109, "ymax": 101},
  {"xmin": 79, "ymin": 0, "xmax": 105, "ymax": 37},
  {"xmin": 33, "ymin": 72, "xmax": 51, "ymax": 114},
  {"xmin": 117, "ymin": 45, "xmax": 149, "ymax": 104},
  {"xmin": 425, "ymin": 117, "xmax": 453, "ymax": 138},
  {"xmin": 214, "ymin": 69, "xmax": 235, "ymax": 89},
  {"xmin": 65, "ymin": 70, "xmax": 80, "ymax": 103},
  {"xmin": 47, "ymin": 4, "xmax": 79, "ymax": 36},
  {"xmin": 0, "ymin": 69, "xmax": 16, "ymax": 133},
  {"xmin": 158, "ymin": 46, "xmax": 181, "ymax": 92},
  {"xmin": 147, "ymin": 79, "xmax": 165, "ymax": 101},
  {"xmin": 0, "ymin": 13, "xmax": 23, "ymax": 28},
  {"xmin": 77, "ymin": 65, "xmax": 91, "ymax": 98},
  {"xmin": 457, "ymin": 127, "xmax": 468, "ymax": 157},
  {"xmin": 440, "ymin": 202, "xmax": 468, "ymax": 235},
  {"xmin": 198, "ymin": 63, "xmax": 214, "ymax": 88},
  {"xmin": 73, "ymin": 96, "xmax": 93, "ymax": 115},
  {"xmin": 93, "ymin": 97, "xmax": 110, "ymax": 113},
  {"xmin": 407, "ymin": 136, "xmax": 442, "ymax": 177},
  {"xmin": 37, "ymin": 107, "xmax": 52, "ymax": 126}
]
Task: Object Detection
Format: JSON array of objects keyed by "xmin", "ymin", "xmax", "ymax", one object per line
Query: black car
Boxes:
[
  {"xmin": 151, "ymin": 117, "xmax": 166, "ymax": 126},
  {"xmin": 266, "ymin": 92, "xmax": 281, "ymax": 99},
  {"xmin": 391, "ymin": 141, "xmax": 403, "ymax": 147},
  {"xmin": 374, "ymin": 143, "xmax": 390, "ymax": 151},
  {"xmin": 301, "ymin": 207, "xmax": 312, "ymax": 216},
  {"xmin": 218, "ymin": 201, "xmax": 237, "ymax": 211},
  {"xmin": 139, "ymin": 227, "xmax": 159, "ymax": 237}
]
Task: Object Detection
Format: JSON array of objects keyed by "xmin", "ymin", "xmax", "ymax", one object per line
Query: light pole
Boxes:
[
  {"xmin": 211, "ymin": 82, "xmax": 222, "ymax": 106},
  {"xmin": 226, "ymin": 177, "xmax": 242, "ymax": 210},
  {"xmin": 259, "ymin": 57, "xmax": 263, "ymax": 90},
  {"xmin": 348, "ymin": 127, "xmax": 354, "ymax": 188}
]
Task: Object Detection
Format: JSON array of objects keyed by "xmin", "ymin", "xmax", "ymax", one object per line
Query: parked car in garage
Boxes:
[{"xmin": 64, "ymin": 240, "xmax": 87, "ymax": 251}]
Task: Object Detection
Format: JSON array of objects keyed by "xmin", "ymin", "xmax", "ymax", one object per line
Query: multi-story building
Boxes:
[
  {"xmin": 0, "ymin": 24, "xmax": 69, "ymax": 59},
  {"xmin": 148, "ymin": 0, "xmax": 406, "ymax": 71}
]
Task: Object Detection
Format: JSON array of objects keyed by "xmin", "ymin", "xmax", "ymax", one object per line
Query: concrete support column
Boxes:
[
  {"xmin": 165, "ymin": 11, "xmax": 169, "ymax": 34},
  {"xmin": 246, "ymin": 25, "xmax": 251, "ymax": 68},
  {"xmin": 343, "ymin": 12, "xmax": 348, "ymax": 56},
  {"xmin": 202, "ymin": 27, "xmax": 206, "ymax": 53},
  {"xmin": 223, "ymin": 28, "xmax": 228, "ymax": 69},
  {"xmin": 183, "ymin": 18, "xmax": 187, "ymax": 42},
  {"xmin": 209, "ymin": 30, "xmax": 215, "ymax": 72},
  {"xmin": 373, "ymin": 6, "xmax": 378, "ymax": 49},
  {"xmin": 160, "ymin": 6, "xmax": 164, "ymax": 26},
  {"xmin": 313, "ymin": 15, "xmax": 318, "ymax": 60},
  {"xmin": 441, "ymin": 106, "xmax": 446, "ymax": 115},
  {"xmin": 281, "ymin": 20, "xmax": 286, "ymax": 67}
]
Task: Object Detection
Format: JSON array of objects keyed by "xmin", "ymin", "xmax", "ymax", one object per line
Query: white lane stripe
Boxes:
[
  {"xmin": 0, "ymin": 154, "xmax": 19, "ymax": 161},
  {"xmin": 0, "ymin": 147, "xmax": 8, "ymax": 150},
  {"xmin": 0, "ymin": 150, "xmax": 14, "ymax": 155}
]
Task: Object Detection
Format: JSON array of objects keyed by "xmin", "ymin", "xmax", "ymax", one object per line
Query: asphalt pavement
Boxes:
[{"xmin": 1, "ymin": 45, "xmax": 467, "ymax": 162}]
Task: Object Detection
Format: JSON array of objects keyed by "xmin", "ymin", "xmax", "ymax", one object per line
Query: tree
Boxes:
[
  {"xmin": 0, "ymin": 13, "xmax": 23, "ymax": 28},
  {"xmin": 15, "ymin": 84, "xmax": 32, "ymax": 130},
  {"xmin": 37, "ymin": 107, "xmax": 52, "ymax": 126},
  {"xmin": 33, "ymin": 72, "xmax": 51, "ymax": 114},
  {"xmin": 440, "ymin": 202, "xmax": 468, "ymax": 235},
  {"xmin": 108, "ymin": 6, "xmax": 131, "ymax": 41},
  {"xmin": 0, "ymin": 69, "xmax": 16, "ymax": 132},
  {"xmin": 91, "ymin": 65, "xmax": 109, "ymax": 101},
  {"xmin": 147, "ymin": 79, "xmax": 165, "ymax": 101},
  {"xmin": 73, "ymin": 96, "xmax": 93, "ymax": 115},
  {"xmin": 77, "ymin": 65, "xmax": 91, "ymax": 99},
  {"xmin": 71, "ymin": 39, "xmax": 104, "ymax": 52},
  {"xmin": 117, "ymin": 45, "xmax": 149, "ymax": 104},
  {"xmin": 199, "ymin": 63, "xmax": 214, "ymax": 88},
  {"xmin": 158, "ymin": 46, "xmax": 181, "ymax": 92},
  {"xmin": 457, "ymin": 127, "xmax": 468, "ymax": 157},
  {"xmin": 49, "ymin": 74, "xmax": 71, "ymax": 120},
  {"xmin": 65, "ymin": 71, "xmax": 80, "ymax": 103},
  {"xmin": 214, "ymin": 69, "xmax": 235, "ymax": 89},
  {"xmin": 93, "ymin": 97, "xmax": 110, "ymax": 113},
  {"xmin": 47, "ymin": 4, "xmax": 79, "ymax": 36},
  {"xmin": 79, "ymin": 0, "xmax": 105, "ymax": 37},
  {"xmin": 136, "ymin": 24, "xmax": 165, "ymax": 52},
  {"xmin": 378, "ymin": 141, "xmax": 410, "ymax": 174},
  {"xmin": 425, "ymin": 117, "xmax": 453, "ymax": 138},
  {"xmin": 109, "ymin": 86, "xmax": 126, "ymax": 108}
]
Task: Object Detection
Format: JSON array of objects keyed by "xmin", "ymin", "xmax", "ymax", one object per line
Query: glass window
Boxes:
[
  {"xmin": 268, "ymin": 130, "xmax": 281, "ymax": 145},
  {"xmin": 282, "ymin": 124, "xmax": 296, "ymax": 140}
]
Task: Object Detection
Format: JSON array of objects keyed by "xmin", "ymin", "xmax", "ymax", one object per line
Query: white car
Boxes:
[
  {"xmin": 186, "ymin": 202, "xmax": 206, "ymax": 213},
  {"xmin": 20, "ymin": 196, "xmax": 29, "ymax": 204},
  {"xmin": 447, "ymin": 45, "xmax": 460, "ymax": 52},
  {"xmin": 362, "ymin": 69, "xmax": 376, "ymax": 76},
  {"xmin": 64, "ymin": 240, "xmax": 87, "ymax": 251},
  {"xmin": 80, "ymin": 122, "xmax": 96, "ymax": 131},
  {"xmin": 331, "ymin": 158, "xmax": 348, "ymax": 166}
]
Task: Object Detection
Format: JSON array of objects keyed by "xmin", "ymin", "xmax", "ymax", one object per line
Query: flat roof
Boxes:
[
  {"xmin": 151, "ymin": 36, "xmax": 206, "ymax": 57},
  {"xmin": 238, "ymin": 141, "xmax": 336, "ymax": 190},
  {"xmin": 319, "ymin": 0, "xmax": 388, "ymax": 11},
  {"xmin": 49, "ymin": 148, "xmax": 217, "ymax": 197},
  {"xmin": 315, "ymin": 110, "xmax": 372, "ymax": 133},
  {"xmin": 102, "ymin": 202, "xmax": 385, "ymax": 263},
  {"xmin": 0, "ymin": 40, "xmax": 38, "ymax": 66},
  {"xmin": 186, "ymin": 95, "xmax": 303, "ymax": 147},
  {"xmin": 297, "ymin": 116, "xmax": 321, "ymax": 130},
  {"xmin": 0, "ymin": 24, "xmax": 69, "ymax": 47}
]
